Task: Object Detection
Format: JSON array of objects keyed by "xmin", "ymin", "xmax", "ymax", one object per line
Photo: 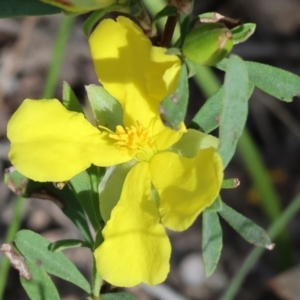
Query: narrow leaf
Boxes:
[
  {"xmin": 62, "ymin": 81, "xmax": 83, "ymax": 113},
  {"xmin": 205, "ymin": 196, "xmax": 223, "ymax": 212},
  {"xmin": 190, "ymin": 86, "xmax": 224, "ymax": 133},
  {"xmin": 99, "ymin": 161, "xmax": 136, "ymax": 222},
  {"xmin": 86, "ymin": 84, "xmax": 123, "ymax": 130},
  {"xmin": 21, "ymin": 259, "xmax": 60, "ymax": 300},
  {"xmin": 218, "ymin": 55, "xmax": 250, "ymax": 168},
  {"xmin": 49, "ymin": 239, "xmax": 91, "ymax": 252},
  {"xmin": 160, "ymin": 64, "xmax": 189, "ymax": 129},
  {"xmin": 219, "ymin": 202, "xmax": 275, "ymax": 249},
  {"xmin": 69, "ymin": 169, "xmax": 102, "ymax": 232},
  {"xmin": 15, "ymin": 230, "xmax": 92, "ymax": 293},
  {"xmin": 202, "ymin": 210, "xmax": 223, "ymax": 276},
  {"xmin": 0, "ymin": 0, "xmax": 60, "ymax": 18},
  {"xmin": 101, "ymin": 292, "xmax": 137, "ymax": 300},
  {"xmin": 246, "ymin": 61, "xmax": 300, "ymax": 102},
  {"xmin": 221, "ymin": 178, "xmax": 240, "ymax": 189},
  {"xmin": 217, "ymin": 59, "xmax": 300, "ymax": 102},
  {"xmin": 231, "ymin": 23, "xmax": 256, "ymax": 45}
]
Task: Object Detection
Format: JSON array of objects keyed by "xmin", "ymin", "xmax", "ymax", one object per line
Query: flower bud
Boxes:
[{"xmin": 182, "ymin": 23, "xmax": 233, "ymax": 66}]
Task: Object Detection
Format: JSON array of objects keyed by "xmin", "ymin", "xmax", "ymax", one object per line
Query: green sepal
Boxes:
[
  {"xmin": 101, "ymin": 292, "xmax": 137, "ymax": 300},
  {"xmin": 15, "ymin": 230, "xmax": 92, "ymax": 293},
  {"xmin": 160, "ymin": 64, "xmax": 189, "ymax": 129},
  {"xmin": 231, "ymin": 23, "xmax": 256, "ymax": 45},
  {"xmin": 49, "ymin": 239, "xmax": 91, "ymax": 252},
  {"xmin": 4, "ymin": 168, "xmax": 93, "ymax": 244},
  {"xmin": 62, "ymin": 81, "xmax": 83, "ymax": 113},
  {"xmin": 183, "ymin": 57, "xmax": 197, "ymax": 77},
  {"xmin": 202, "ymin": 210, "xmax": 223, "ymax": 276},
  {"xmin": 165, "ymin": 47, "xmax": 182, "ymax": 56},
  {"xmin": 86, "ymin": 84, "xmax": 124, "ymax": 130},
  {"xmin": 174, "ymin": 14, "xmax": 194, "ymax": 48},
  {"xmin": 69, "ymin": 167, "xmax": 104, "ymax": 233},
  {"xmin": 219, "ymin": 202, "xmax": 275, "ymax": 249},
  {"xmin": 99, "ymin": 160, "xmax": 136, "ymax": 222},
  {"xmin": 169, "ymin": 129, "xmax": 218, "ymax": 158},
  {"xmin": 182, "ymin": 23, "xmax": 233, "ymax": 66}
]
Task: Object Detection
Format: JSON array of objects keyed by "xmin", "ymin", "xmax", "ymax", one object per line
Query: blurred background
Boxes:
[{"xmin": 1, "ymin": 0, "xmax": 300, "ymax": 299}]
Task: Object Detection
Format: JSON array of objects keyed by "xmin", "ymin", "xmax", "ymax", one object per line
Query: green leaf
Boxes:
[
  {"xmin": 21, "ymin": 259, "xmax": 60, "ymax": 300},
  {"xmin": 174, "ymin": 14, "xmax": 194, "ymax": 48},
  {"xmin": 205, "ymin": 196, "xmax": 223, "ymax": 212},
  {"xmin": 86, "ymin": 84, "xmax": 123, "ymax": 130},
  {"xmin": 217, "ymin": 59, "xmax": 300, "ymax": 102},
  {"xmin": 219, "ymin": 202, "xmax": 275, "ymax": 249},
  {"xmin": 218, "ymin": 55, "xmax": 251, "ymax": 168},
  {"xmin": 49, "ymin": 239, "xmax": 91, "ymax": 252},
  {"xmin": 0, "ymin": 0, "xmax": 60, "ymax": 18},
  {"xmin": 247, "ymin": 61, "xmax": 300, "ymax": 102},
  {"xmin": 221, "ymin": 178, "xmax": 240, "ymax": 189},
  {"xmin": 101, "ymin": 292, "xmax": 137, "ymax": 300},
  {"xmin": 15, "ymin": 230, "xmax": 92, "ymax": 293},
  {"xmin": 231, "ymin": 23, "xmax": 256, "ymax": 45},
  {"xmin": 160, "ymin": 64, "xmax": 189, "ymax": 129},
  {"xmin": 190, "ymin": 86, "xmax": 224, "ymax": 133},
  {"xmin": 69, "ymin": 169, "xmax": 103, "ymax": 232},
  {"xmin": 202, "ymin": 210, "xmax": 223, "ymax": 276},
  {"xmin": 62, "ymin": 81, "xmax": 83, "ymax": 113},
  {"xmin": 99, "ymin": 161, "xmax": 136, "ymax": 222},
  {"xmin": 5, "ymin": 168, "xmax": 93, "ymax": 244},
  {"xmin": 151, "ymin": 5, "xmax": 177, "ymax": 31}
]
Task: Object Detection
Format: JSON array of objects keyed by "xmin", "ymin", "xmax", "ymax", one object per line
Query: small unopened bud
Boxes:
[{"xmin": 182, "ymin": 23, "xmax": 233, "ymax": 66}]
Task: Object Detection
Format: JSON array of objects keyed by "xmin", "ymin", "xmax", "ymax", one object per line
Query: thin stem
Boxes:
[
  {"xmin": 221, "ymin": 193, "xmax": 300, "ymax": 300},
  {"xmin": 91, "ymin": 261, "xmax": 102, "ymax": 299},
  {"xmin": 0, "ymin": 197, "xmax": 25, "ymax": 300},
  {"xmin": 42, "ymin": 16, "xmax": 74, "ymax": 98}
]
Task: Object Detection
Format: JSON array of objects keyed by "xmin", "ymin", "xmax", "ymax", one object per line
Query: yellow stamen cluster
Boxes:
[{"xmin": 109, "ymin": 121, "xmax": 156, "ymax": 161}]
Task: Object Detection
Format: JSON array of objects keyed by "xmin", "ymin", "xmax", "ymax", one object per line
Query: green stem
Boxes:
[
  {"xmin": 238, "ymin": 128, "xmax": 292, "ymax": 269},
  {"xmin": 42, "ymin": 16, "xmax": 74, "ymax": 98},
  {"xmin": 91, "ymin": 261, "xmax": 102, "ymax": 299},
  {"xmin": 221, "ymin": 193, "xmax": 300, "ymax": 300},
  {"xmin": 237, "ymin": 129, "xmax": 282, "ymax": 221},
  {"xmin": 0, "ymin": 197, "xmax": 24, "ymax": 300}
]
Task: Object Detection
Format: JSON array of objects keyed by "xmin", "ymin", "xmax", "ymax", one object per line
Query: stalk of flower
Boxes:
[{"xmin": 7, "ymin": 16, "xmax": 223, "ymax": 287}]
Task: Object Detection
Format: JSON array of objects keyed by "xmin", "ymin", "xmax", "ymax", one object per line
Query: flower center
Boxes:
[{"xmin": 109, "ymin": 121, "xmax": 156, "ymax": 161}]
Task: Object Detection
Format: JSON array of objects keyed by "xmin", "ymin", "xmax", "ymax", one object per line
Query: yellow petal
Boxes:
[
  {"xmin": 89, "ymin": 16, "xmax": 180, "ymax": 127},
  {"xmin": 146, "ymin": 46, "xmax": 181, "ymax": 100},
  {"xmin": 149, "ymin": 150, "xmax": 223, "ymax": 231},
  {"xmin": 152, "ymin": 117, "xmax": 186, "ymax": 150},
  {"xmin": 94, "ymin": 162, "xmax": 171, "ymax": 287},
  {"xmin": 7, "ymin": 99, "xmax": 130, "ymax": 182}
]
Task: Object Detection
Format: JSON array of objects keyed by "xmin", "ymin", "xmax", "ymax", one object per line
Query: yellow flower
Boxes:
[
  {"xmin": 41, "ymin": 0, "xmax": 124, "ymax": 13},
  {"xmin": 7, "ymin": 16, "xmax": 223, "ymax": 287}
]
